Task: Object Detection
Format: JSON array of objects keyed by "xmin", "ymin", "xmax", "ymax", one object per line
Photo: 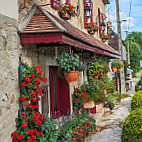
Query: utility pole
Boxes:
[
  {"xmin": 126, "ymin": 31, "xmax": 130, "ymax": 65},
  {"xmin": 116, "ymin": 0, "xmax": 126, "ymax": 93}
]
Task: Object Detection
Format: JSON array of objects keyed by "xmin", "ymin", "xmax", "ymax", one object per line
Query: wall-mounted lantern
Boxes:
[{"xmin": 101, "ymin": 21, "xmax": 106, "ymax": 33}]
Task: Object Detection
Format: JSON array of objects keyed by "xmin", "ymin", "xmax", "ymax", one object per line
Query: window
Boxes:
[
  {"xmin": 84, "ymin": 0, "xmax": 93, "ymax": 28},
  {"xmin": 51, "ymin": 0, "xmax": 60, "ymax": 8}
]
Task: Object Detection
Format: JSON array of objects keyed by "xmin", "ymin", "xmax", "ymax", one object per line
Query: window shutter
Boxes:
[
  {"xmin": 90, "ymin": 0, "xmax": 93, "ymax": 23},
  {"xmin": 66, "ymin": 0, "xmax": 71, "ymax": 4},
  {"xmin": 51, "ymin": 0, "xmax": 60, "ymax": 8},
  {"xmin": 98, "ymin": 8, "xmax": 102, "ymax": 37}
]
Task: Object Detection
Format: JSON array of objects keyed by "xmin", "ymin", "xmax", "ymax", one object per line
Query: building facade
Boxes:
[{"xmin": 0, "ymin": 0, "xmax": 120, "ymax": 141}]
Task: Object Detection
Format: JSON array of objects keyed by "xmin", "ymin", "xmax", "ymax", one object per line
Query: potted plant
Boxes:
[
  {"xmin": 87, "ymin": 62, "xmax": 104, "ymax": 78},
  {"xmin": 101, "ymin": 33, "xmax": 110, "ymax": 42},
  {"xmin": 87, "ymin": 23, "xmax": 99, "ymax": 35},
  {"xmin": 111, "ymin": 60, "xmax": 123, "ymax": 72},
  {"xmin": 57, "ymin": 2, "xmax": 77, "ymax": 20},
  {"xmin": 56, "ymin": 52, "xmax": 80, "ymax": 83}
]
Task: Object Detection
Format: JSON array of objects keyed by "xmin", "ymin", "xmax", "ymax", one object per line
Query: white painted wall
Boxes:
[{"xmin": 0, "ymin": 0, "xmax": 18, "ymax": 20}]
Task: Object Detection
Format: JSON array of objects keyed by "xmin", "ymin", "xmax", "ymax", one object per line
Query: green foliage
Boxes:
[
  {"xmin": 40, "ymin": 114, "xmax": 58, "ymax": 142},
  {"xmin": 56, "ymin": 52, "xmax": 80, "ymax": 75},
  {"xmin": 124, "ymin": 32, "xmax": 142, "ymax": 73},
  {"xmin": 58, "ymin": 113, "xmax": 96, "ymax": 141},
  {"xmin": 111, "ymin": 60, "xmax": 123, "ymax": 68},
  {"xmin": 131, "ymin": 91, "xmax": 142, "ymax": 111},
  {"xmin": 105, "ymin": 92, "xmax": 122, "ymax": 110},
  {"xmin": 122, "ymin": 108, "xmax": 142, "ymax": 142},
  {"xmin": 135, "ymin": 80, "xmax": 140, "ymax": 92},
  {"xmin": 87, "ymin": 62, "xmax": 104, "ymax": 76}
]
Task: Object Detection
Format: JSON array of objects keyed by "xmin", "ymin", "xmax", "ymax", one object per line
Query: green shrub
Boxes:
[
  {"xmin": 131, "ymin": 91, "xmax": 142, "ymax": 111},
  {"xmin": 135, "ymin": 80, "xmax": 140, "ymax": 92},
  {"xmin": 122, "ymin": 108, "xmax": 142, "ymax": 142}
]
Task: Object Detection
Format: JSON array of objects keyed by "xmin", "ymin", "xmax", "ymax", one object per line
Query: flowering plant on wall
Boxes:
[
  {"xmin": 11, "ymin": 64, "xmax": 58, "ymax": 142},
  {"xmin": 57, "ymin": 2, "xmax": 77, "ymax": 20},
  {"xmin": 72, "ymin": 86, "xmax": 88, "ymax": 112},
  {"xmin": 87, "ymin": 23, "xmax": 99, "ymax": 34},
  {"xmin": 101, "ymin": 33, "xmax": 110, "ymax": 41}
]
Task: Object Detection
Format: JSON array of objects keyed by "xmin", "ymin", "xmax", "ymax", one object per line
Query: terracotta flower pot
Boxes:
[
  {"xmin": 64, "ymin": 71, "xmax": 79, "ymax": 83},
  {"xmin": 62, "ymin": 13, "xmax": 71, "ymax": 20},
  {"xmin": 102, "ymin": 39, "xmax": 106, "ymax": 42},
  {"xmin": 93, "ymin": 74, "xmax": 100, "ymax": 79},
  {"xmin": 117, "ymin": 67, "xmax": 122, "ymax": 71},
  {"xmin": 89, "ymin": 30, "xmax": 94, "ymax": 35},
  {"xmin": 112, "ymin": 67, "xmax": 117, "ymax": 72}
]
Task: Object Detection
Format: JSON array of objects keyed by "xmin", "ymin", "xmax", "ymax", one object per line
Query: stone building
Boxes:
[{"xmin": 0, "ymin": 0, "xmax": 120, "ymax": 141}]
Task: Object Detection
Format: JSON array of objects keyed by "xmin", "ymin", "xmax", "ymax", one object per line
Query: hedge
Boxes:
[
  {"xmin": 122, "ymin": 108, "xmax": 142, "ymax": 142},
  {"xmin": 131, "ymin": 91, "xmax": 142, "ymax": 111}
]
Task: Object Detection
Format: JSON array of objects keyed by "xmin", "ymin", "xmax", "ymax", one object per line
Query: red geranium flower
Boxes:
[
  {"xmin": 20, "ymin": 83, "xmax": 26, "ymax": 87},
  {"xmin": 17, "ymin": 135, "xmax": 23, "ymax": 141},
  {"xmin": 21, "ymin": 112, "xmax": 27, "ymax": 117},
  {"xmin": 11, "ymin": 132, "xmax": 17, "ymax": 138},
  {"xmin": 24, "ymin": 77, "xmax": 31, "ymax": 83},
  {"xmin": 19, "ymin": 97, "xmax": 26, "ymax": 102},
  {"xmin": 22, "ymin": 123, "xmax": 28, "ymax": 129},
  {"xmin": 31, "ymin": 73, "xmax": 35, "ymax": 78},
  {"xmin": 31, "ymin": 135, "xmax": 36, "ymax": 139}
]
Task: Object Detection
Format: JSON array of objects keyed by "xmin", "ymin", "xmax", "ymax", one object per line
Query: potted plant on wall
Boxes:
[
  {"xmin": 87, "ymin": 23, "xmax": 99, "ymax": 35},
  {"xmin": 57, "ymin": 2, "xmax": 77, "ymax": 20},
  {"xmin": 101, "ymin": 33, "xmax": 110, "ymax": 42},
  {"xmin": 87, "ymin": 62, "xmax": 104, "ymax": 79},
  {"xmin": 56, "ymin": 52, "xmax": 80, "ymax": 83},
  {"xmin": 111, "ymin": 60, "xmax": 124, "ymax": 72}
]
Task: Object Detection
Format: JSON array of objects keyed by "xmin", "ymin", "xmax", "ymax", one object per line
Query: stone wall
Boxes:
[{"xmin": 0, "ymin": 14, "xmax": 19, "ymax": 142}]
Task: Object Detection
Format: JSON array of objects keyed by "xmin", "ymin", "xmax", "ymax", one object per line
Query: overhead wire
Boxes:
[{"xmin": 128, "ymin": 0, "xmax": 133, "ymax": 32}]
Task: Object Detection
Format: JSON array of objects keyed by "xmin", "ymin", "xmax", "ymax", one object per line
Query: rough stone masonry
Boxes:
[{"xmin": 0, "ymin": 13, "xmax": 20, "ymax": 142}]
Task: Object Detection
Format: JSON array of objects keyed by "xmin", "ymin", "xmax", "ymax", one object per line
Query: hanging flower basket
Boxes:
[
  {"xmin": 64, "ymin": 71, "xmax": 79, "ymax": 83},
  {"xmin": 112, "ymin": 67, "xmax": 117, "ymax": 72},
  {"xmin": 118, "ymin": 67, "xmax": 122, "ymax": 71},
  {"xmin": 102, "ymin": 38, "xmax": 106, "ymax": 42},
  {"xmin": 87, "ymin": 23, "xmax": 98, "ymax": 35},
  {"xmin": 62, "ymin": 12, "xmax": 71, "ymax": 20},
  {"xmin": 57, "ymin": 2, "xmax": 77, "ymax": 20},
  {"xmin": 89, "ymin": 30, "xmax": 95, "ymax": 35}
]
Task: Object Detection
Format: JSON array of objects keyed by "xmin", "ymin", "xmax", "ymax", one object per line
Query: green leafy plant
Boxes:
[
  {"xmin": 131, "ymin": 91, "xmax": 142, "ymax": 111},
  {"xmin": 87, "ymin": 62, "xmax": 104, "ymax": 76},
  {"xmin": 135, "ymin": 80, "xmax": 140, "ymax": 92},
  {"xmin": 112, "ymin": 60, "xmax": 124, "ymax": 68},
  {"xmin": 57, "ymin": 2, "xmax": 77, "ymax": 17},
  {"xmin": 122, "ymin": 108, "xmax": 142, "ymax": 142},
  {"xmin": 56, "ymin": 52, "xmax": 80, "ymax": 75},
  {"xmin": 58, "ymin": 113, "xmax": 96, "ymax": 142}
]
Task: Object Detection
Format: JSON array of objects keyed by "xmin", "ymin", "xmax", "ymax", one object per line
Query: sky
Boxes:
[{"xmin": 106, "ymin": 0, "xmax": 142, "ymax": 39}]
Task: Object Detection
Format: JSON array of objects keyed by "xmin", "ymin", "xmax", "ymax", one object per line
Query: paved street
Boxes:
[{"xmin": 87, "ymin": 78, "xmax": 137, "ymax": 142}]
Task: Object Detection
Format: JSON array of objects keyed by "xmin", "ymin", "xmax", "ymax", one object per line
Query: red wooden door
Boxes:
[{"xmin": 49, "ymin": 67, "xmax": 70, "ymax": 118}]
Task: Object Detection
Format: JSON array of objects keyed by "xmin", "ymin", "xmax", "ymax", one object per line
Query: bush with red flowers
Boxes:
[
  {"xmin": 72, "ymin": 86, "xmax": 88, "ymax": 112},
  {"xmin": 11, "ymin": 64, "xmax": 58, "ymax": 142},
  {"xmin": 58, "ymin": 113, "xmax": 96, "ymax": 142},
  {"xmin": 87, "ymin": 23, "xmax": 99, "ymax": 33},
  {"xmin": 57, "ymin": 2, "xmax": 77, "ymax": 17}
]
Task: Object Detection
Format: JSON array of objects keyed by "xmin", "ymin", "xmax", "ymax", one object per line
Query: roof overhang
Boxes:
[{"xmin": 20, "ymin": 32, "xmax": 120, "ymax": 59}]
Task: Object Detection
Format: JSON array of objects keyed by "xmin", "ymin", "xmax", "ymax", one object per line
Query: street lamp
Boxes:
[{"xmin": 101, "ymin": 21, "xmax": 106, "ymax": 33}]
